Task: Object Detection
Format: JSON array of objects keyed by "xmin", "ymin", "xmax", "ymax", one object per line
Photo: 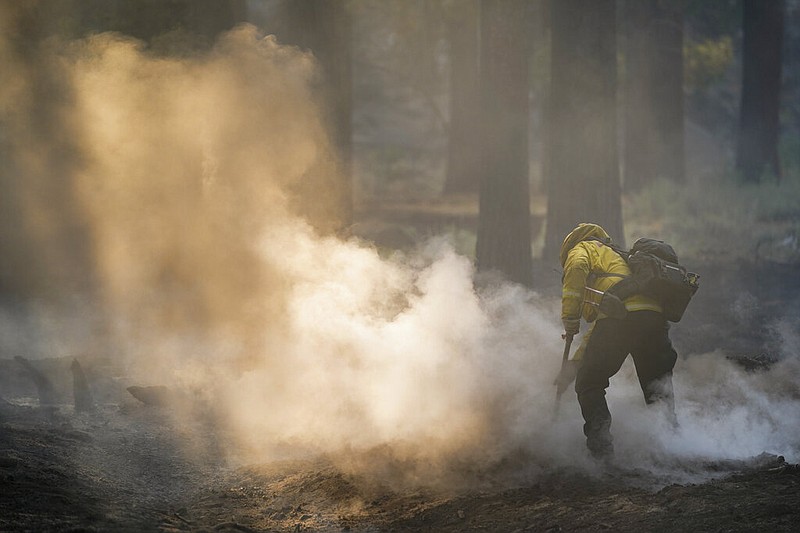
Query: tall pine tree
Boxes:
[
  {"xmin": 623, "ymin": 0, "xmax": 685, "ymax": 191},
  {"xmin": 736, "ymin": 0, "xmax": 785, "ymax": 183},
  {"xmin": 475, "ymin": 0, "xmax": 533, "ymax": 286},
  {"xmin": 544, "ymin": 0, "xmax": 623, "ymax": 260}
]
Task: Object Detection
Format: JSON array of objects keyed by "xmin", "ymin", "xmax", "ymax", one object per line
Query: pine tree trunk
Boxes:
[
  {"xmin": 475, "ymin": 0, "xmax": 533, "ymax": 287},
  {"xmin": 623, "ymin": 0, "xmax": 685, "ymax": 191},
  {"xmin": 543, "ymin": 0, "xmax": 624, "ymax": 261},
  {"xmin": 285, "ymin": 0, "xmax": 353, "ymax": 230},
  {"xmin": 0, "ymin": 3, "xmax": 95, "ymax": 298},
  {"xmin": 443, "ymin": 0, "xmax": 481, "ymax": 196},
  {"xmin": 736, "ymin": 0, "xmax": 784, "ymax": 183}
]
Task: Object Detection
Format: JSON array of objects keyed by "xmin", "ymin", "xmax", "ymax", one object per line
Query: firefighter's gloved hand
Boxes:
[
  {"xmin": 553, "ymin": 359, "xmax": 580, "ymax": 392},
  {"xmin": 562, "ymin": 317, "xmax": 580, "ymax": 336}
]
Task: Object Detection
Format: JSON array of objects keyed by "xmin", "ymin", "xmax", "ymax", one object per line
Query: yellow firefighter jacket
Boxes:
[
  {"xmin": 560, "ymin": 223, "xmax": 662, "ymax": 323},
  {"xmin": 560, "ymin": 223, "xmax": 663, "ymax": 362}
]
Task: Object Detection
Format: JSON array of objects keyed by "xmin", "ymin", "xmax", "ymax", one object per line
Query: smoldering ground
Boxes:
[{"xmin": 0, "ymin": 17, "xmax": 799, "ymax": 492}]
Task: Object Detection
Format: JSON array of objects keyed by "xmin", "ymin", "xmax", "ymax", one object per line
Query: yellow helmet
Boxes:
[{"xmin": 559, "ymin": 223, "xmax": 610, "ymax": 267}]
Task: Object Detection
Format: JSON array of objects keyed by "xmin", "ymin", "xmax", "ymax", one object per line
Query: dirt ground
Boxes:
[
  {"xmin": 1, "ymin": 257, "xmax": 799, "ymax": 532},
  {"xmin": 1, "ymin": 398, "xmax": 798, "ymax": 533}
]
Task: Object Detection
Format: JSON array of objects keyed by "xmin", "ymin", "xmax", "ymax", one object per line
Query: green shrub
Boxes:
[
  {"xmin": 684, "ymin": 36, "xmax": 734, "ymax": 90},
  {"xmin": 624, "ymin": 177, "xmax": 800, "ymax": 263}
]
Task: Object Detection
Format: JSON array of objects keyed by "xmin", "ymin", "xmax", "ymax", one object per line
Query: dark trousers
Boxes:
[{"xmin": 574, "ymin": 311, "xmax": 678, "ymax": 456}]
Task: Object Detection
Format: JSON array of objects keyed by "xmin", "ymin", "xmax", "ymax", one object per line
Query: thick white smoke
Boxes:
[{"xmin": 0, "ymin": 19, "xmax": 798, "ymax": 488}]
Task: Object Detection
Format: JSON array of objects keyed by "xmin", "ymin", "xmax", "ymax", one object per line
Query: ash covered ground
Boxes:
[{"xmin": 1, "ymin": 259, "xmax": 799, "ymax": 533}]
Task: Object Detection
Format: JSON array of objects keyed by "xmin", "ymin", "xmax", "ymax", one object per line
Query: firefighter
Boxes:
[{"xmin": 559, "ymin": 223, "xmax": 678, "ymax": 459}]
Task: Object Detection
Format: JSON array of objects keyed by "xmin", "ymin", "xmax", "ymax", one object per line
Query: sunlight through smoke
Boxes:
[{"xmin": 0, "ymin": 19, "xmax": 799, "ymax": 489}]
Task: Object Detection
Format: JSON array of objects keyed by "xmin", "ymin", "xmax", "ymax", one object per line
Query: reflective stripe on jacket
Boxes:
[{"xmin": 561, "ymin": 240, "xmax": 662, "ymax": 323}]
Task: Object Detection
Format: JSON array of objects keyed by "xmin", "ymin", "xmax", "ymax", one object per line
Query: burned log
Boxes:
[
  {"xmin": 126, "ymin": 385, "xmax": 173, "ymax": 407},
  {"xmin": 70, "ymin": 359, "xmax": 95, "ymax": 413}
]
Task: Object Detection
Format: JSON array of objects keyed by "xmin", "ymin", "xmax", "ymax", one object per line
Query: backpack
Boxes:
[{"xmin": 599, "ymin": 238, "xmax": 700, "ymax": 322}]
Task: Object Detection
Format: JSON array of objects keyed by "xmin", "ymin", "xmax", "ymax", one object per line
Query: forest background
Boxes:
[
  {"xmin": 1, "ymin": 0, "xmax": 799, "ymax": 298},
  {"xmin": 0, "ymin": 0, "xmax": 800, "ymax": 362}
]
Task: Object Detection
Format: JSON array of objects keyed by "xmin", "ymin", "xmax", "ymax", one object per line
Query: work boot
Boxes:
[
  {"xmin": 587, "ymin": 433, "xmax": 614, "ymax": 461},
  {"xmin": 644, "ymin": 376, "xmax": 679, "ymax": 430},
  {"xmin": 584, "ymin": 417, "xmax": 614, "ymax": 461}
]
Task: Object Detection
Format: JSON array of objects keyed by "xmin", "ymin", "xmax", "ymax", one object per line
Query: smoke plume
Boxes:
[{"xmin": 0, "ymin": 15, "xmax": 798, "ymax": 489}]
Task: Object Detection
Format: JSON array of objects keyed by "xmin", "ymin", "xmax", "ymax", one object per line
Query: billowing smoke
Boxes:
[
  {"xmin": 66, "ymin": 27, "xmax": 335, "ymax": 372},
  {"xmin": 0, "ymin": 12, "xmax": 798, "ymax": 489}
]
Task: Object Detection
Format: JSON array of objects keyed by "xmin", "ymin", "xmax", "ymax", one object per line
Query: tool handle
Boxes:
[
  {"xmin": 552, "ymin": 334, "xmax": 575, "ymax": 420},
  {"xmin": 560, "ymin": 333, "xmax": 574, "ymax": 364}
]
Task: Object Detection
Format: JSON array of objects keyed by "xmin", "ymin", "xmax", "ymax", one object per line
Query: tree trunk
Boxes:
[
  {"xmin": 475, "ymin": 0, "xmax": 533, "ymax": 287},
  {"xmin": 71, "ymin": 0, "xmax": 246, "ymax": 43},
  {"xmin": 0, "ymin": 2, "xmax": 95, "ymax": 298},
  {"xmin": 443, "ymin": 0, "xmax": 481, "ymax": 196},
  {"xmin": 623, "ymin": 0, "xmax": 685, "ymax": 191},
  {"xmin": 286, "ymin": 0, "xmax": 353, "ymax": 230},
  {"xmin": 736, "ymin": 0, "xmax": 784, "ymax": 183},
  {"xmin": 543, "ymin": 0, "xmax": 623, "ymax": 261}
]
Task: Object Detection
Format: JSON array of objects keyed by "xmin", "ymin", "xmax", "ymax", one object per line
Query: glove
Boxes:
[
  {"xmin": 599, "ymin": 292, "xmax": 628, "ymax": 320},
  {"xmin": 562, "ymin": 317, "xmax": 580, "ymax": 336},
  {"xmin": 553, "ymin": 359, "xmax": 581, "ymax": 392}
]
